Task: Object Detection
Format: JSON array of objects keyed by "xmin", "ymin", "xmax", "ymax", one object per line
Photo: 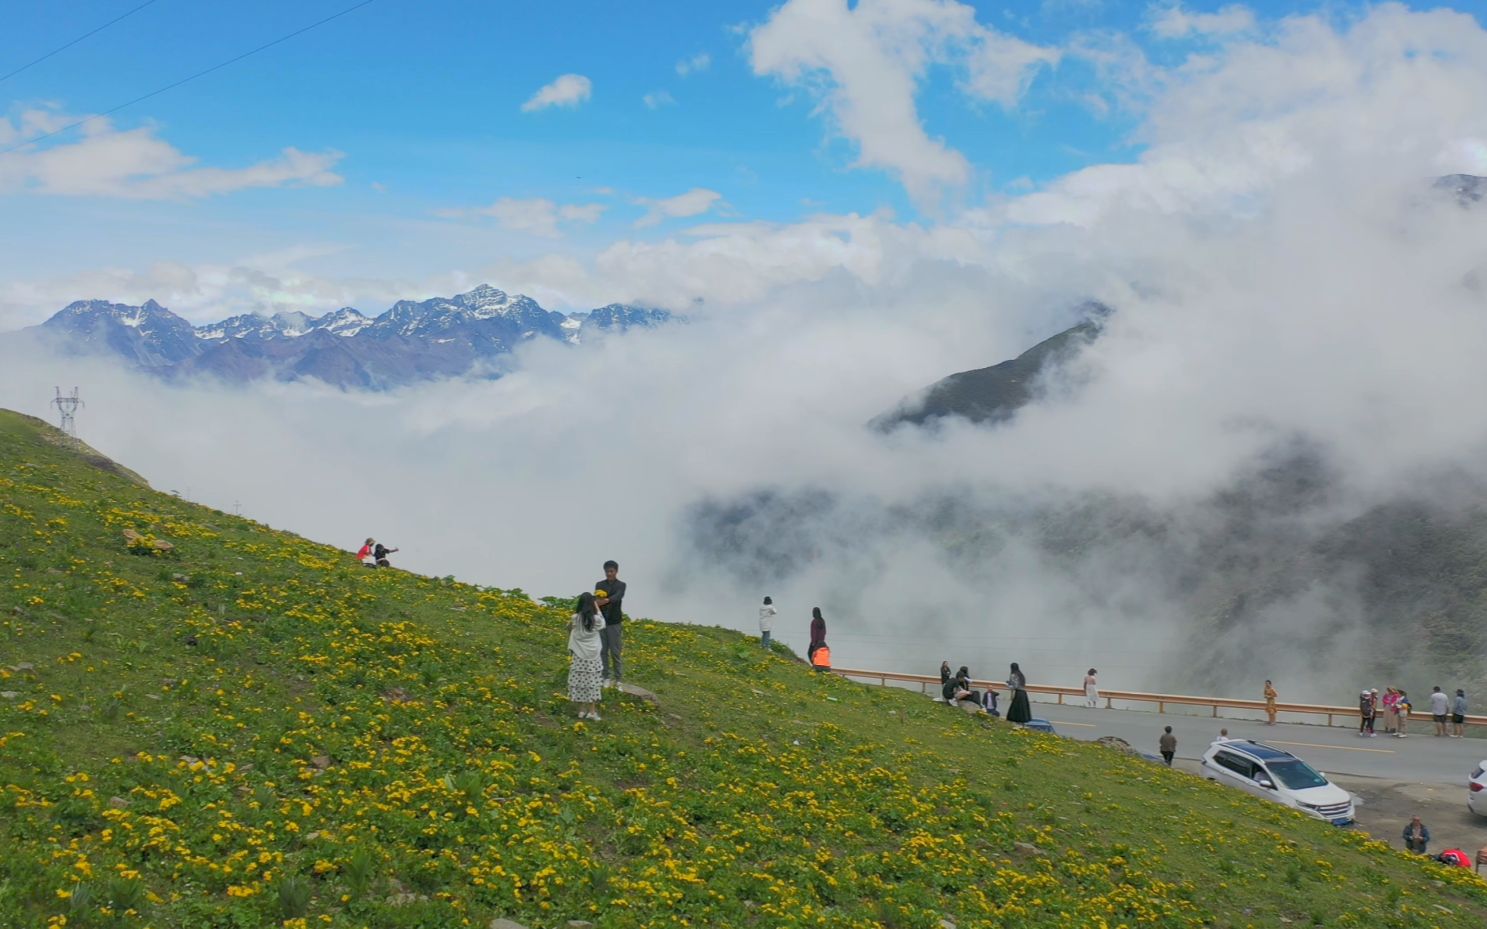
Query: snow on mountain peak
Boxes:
[{"xmin": 312, "ymin": 307, "xmax": 371, "ymax": 336}]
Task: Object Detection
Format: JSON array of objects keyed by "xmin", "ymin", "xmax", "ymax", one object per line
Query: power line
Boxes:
[
  {"xmin": 0, "ymin": 0, "xmax": 377, "ymax": 157},
  {"xmin": 0, "ymin": 0, "xmax": 160, "ymax": 85}
]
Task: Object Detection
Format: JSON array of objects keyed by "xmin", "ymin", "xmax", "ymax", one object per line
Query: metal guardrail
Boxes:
[{"xmin": 830, "ymin": 667, "xmax": 1487, "ymax": 730}]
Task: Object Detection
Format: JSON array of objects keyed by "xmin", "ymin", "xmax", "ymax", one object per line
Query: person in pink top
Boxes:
[{"xmin": 1381, "ymin": 688, "xmax": 1400, "ymax": 734}]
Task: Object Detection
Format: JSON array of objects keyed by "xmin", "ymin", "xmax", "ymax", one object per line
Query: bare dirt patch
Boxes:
[{"xmin": 1332, "ymin": 773, "xmax": 1487, "ymax": 859}]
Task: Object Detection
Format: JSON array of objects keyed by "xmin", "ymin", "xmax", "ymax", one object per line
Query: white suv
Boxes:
[
  {"xmin": 1200, "ymin": 740, "xmax": 1355, "ymax": 825},
  {"xmin": 1468, "ymin": 761, "xmax": 1487, "ymax": 816}
]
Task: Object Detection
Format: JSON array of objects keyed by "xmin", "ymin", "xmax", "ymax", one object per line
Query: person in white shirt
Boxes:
[
  {"xmin": 569, "ymin": 592, "xmax": 605, "ymax": 721},
  {"xmin": 1430, "ymin": 686, "xmax": 1450, "ymax": 737},
  {"xmin": 1083, "ymin": 668, "xmax": 1099, "ymax": 708},
  {"xmin": 759, "ymin": 596, "xmax": 778, "ymax": 649}
]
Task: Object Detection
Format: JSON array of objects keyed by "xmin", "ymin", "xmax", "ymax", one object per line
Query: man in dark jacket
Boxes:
[
  {"xmin": 595, "ymin": 560, "xmax": 626, "ymax": 687},
  {"xmin": 1158, "ymin": 726, "xmax": 1177, "ymax": 766},
  {"xmin": 1403, "ymin": 816, "xmax": 1430, "ymax": 853}
]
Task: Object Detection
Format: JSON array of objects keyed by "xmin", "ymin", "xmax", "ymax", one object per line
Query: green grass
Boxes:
[{"xmin": 2, "ymin": 407, "xmax": 1486, "ymax": 929}]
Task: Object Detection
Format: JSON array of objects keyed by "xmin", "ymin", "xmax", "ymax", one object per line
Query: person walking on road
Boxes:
[
  {"xmin": 1403, "ymin": 816, "xmax": 1430, "ymax": 854},
  {"xmin": 595, "ymin": 560, "xmax": 626, "ymax": 688},
  {"xmin": 1452, "ymin": 689, "xmax": 1468, "ymax": 738},
  {"xmin": 1083, "ymin": 668, "xmax": 1099, "ymax": 708},
  {"xmin": 1430, "ymin": 686, "xmax": 1450, "ymax": 737},
  {"xmin": 1263, "ymin": 680, "xmax": 1278, "ymax": 725},
  {"xmin": 1159, "ymin": 726, "xmax": 1177, "ymax": 766},
  {"xmin": 758, "ymin": 596, "xmax": 777, "ymax": 649},
  {"xmin": 1006, "ymin": 662, "xmax": 1032, "ymax": 724}
]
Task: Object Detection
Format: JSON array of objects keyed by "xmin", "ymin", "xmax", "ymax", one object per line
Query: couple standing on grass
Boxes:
[{"xmin": 568, "ymin": 560, "xmax": 626, "ymax": 721}]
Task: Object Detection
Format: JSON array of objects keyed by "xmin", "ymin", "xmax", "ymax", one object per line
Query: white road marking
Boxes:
[{"xmin": 1266, "ymin": 739, "xmax": 1396, "ymax": 755}]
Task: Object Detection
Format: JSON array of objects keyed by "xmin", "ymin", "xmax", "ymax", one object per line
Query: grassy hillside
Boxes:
[{"xmin": 2, "ymin": 409, "xmax": 1485, "ymax": 929}]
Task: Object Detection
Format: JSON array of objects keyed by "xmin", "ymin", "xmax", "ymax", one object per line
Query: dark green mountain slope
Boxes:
[{"xmin": 873, "ymin": 308, "xmax": 1106, "ymax": 431}]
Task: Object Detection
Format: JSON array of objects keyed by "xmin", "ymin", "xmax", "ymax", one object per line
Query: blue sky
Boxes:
[{"xmin": 1, "ymin": 0, "xmax": 1485, "ymax": 322}]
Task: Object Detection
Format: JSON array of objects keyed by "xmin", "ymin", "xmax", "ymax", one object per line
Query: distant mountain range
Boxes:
[{"xmin": 16, "ymin": 284, "xmax": 672, "ymax": 389}]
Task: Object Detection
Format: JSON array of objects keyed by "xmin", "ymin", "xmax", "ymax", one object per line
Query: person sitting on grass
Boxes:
[
  {"xmin": 941, "ymin": 667, "xmax": 978, "ymax": 706},
  {"xmin": 953, "ymin": 666, "xmax": 981, "ymax": 706},
  {"xmin": 373, "ymin": 540, "xmax": 399, "ymax": 568},
  {"xmin": 1403, "ymin": 816, "xmax": 1430, "ymax": 854}
]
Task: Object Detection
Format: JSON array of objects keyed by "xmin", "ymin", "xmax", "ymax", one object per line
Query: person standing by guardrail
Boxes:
[
  {"xmin": 1452, "ymin": 689, "xmax": 1468, "ymax": 738},
  {"xmin": 1006, "ymin": 662, "xmax": 1031, "ymax": 724},
  {"xmin": 1382, "ymin": 687, "xmax": 1400, "ymax": 733},
  {"xmin": 1357, "ymin": 689, "xmax": 1376, "ymax": 737},
  {"xmin": 1264, "ymin": 680, "xmax": 1278, "ymax": 725},
  {"xmin": 1083, "ymin": 668, "xmax": 1099, "ymax": 708},
  {"xmin": 1431, "ymin": 686, "xmax": 1450, "ymax": 737}
]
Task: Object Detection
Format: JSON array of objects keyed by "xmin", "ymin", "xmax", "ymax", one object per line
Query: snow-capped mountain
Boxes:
[
  {"xmin": 40, "ymin": 298, "xmax": 203, "ymax": 369},
  {"xmin": 21, "ymin": 285, "xmax": 672, "ymax": 389},
  {"xmin": 311, "ymin": 307, "xmax": 372, "ymax": 337}
]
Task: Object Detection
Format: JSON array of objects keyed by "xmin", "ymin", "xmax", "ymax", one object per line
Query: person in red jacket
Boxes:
[{"xmin": 355, "ymin": 538, "xmax": 374, "ymax": 566}]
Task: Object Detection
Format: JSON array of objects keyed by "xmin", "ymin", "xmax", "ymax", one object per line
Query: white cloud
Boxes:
[
  {"xmin": 0, "ymin": 252, "xmax": 414, "ymax": 330},
  {"xmin": 1149, "ymin": 3, "xmax": 1257, "ymax": 40},
  {"xmin": 435, "ymin": 197, "xmax": 607, "ymax": 238},
  {"xmin": 632, "ymin": 188, "xmax": 724, "ymax": 228},
  {"xmin": 1010, "ymin": 5, "xmax": 1487, "ymax": 226},
  {"xmin": 676, "ymin": 52, "xmax": 712, "ymax": 75},
  {"xmin": 520, "ymin": 74, "xmax": 593, "ymax": 112},
  {"xmin": 748, "ymin": 0, "xmax": 1058, "ymax": 206},
  {"xmin": 0, "ymin": 110, "xmax": 343, "ymax": 199},
  {"xmin": 643, "ymin": 90, "xmax": 677, "ymax": 109}
]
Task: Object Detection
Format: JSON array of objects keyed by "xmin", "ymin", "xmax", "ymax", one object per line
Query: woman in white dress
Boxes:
[
  {"xmin": 569, "ymin": 592, "xmax": 605, "ymax": 720},
  {"xmin": 1084, "ymin": 668, "xmax": 1099, "ymax": 708}
]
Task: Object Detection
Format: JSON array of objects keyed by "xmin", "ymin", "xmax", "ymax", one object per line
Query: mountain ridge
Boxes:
[{"xmin": 16, "ymin": 285, "xmax": 672, "ymax": 390}]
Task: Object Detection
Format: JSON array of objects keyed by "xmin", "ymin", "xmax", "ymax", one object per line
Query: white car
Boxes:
[
  {"xmin": 1468, "ymin": 762, "xmax": 1487, "ymax": 816},
  {"xmin": 1200, "ymin": 740, "xmax": 1355, "ymax": 825}
]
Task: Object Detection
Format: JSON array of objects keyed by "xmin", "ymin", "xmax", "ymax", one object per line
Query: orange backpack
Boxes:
[{"xmin": 811, "ymin": 645, "xmax": 832, "ymax": 669}]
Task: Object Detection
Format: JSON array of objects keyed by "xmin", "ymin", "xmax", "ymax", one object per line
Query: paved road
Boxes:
[{"xmin": 1016, "ymin": 698, "xmax": 1486, "ymax": 787}]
